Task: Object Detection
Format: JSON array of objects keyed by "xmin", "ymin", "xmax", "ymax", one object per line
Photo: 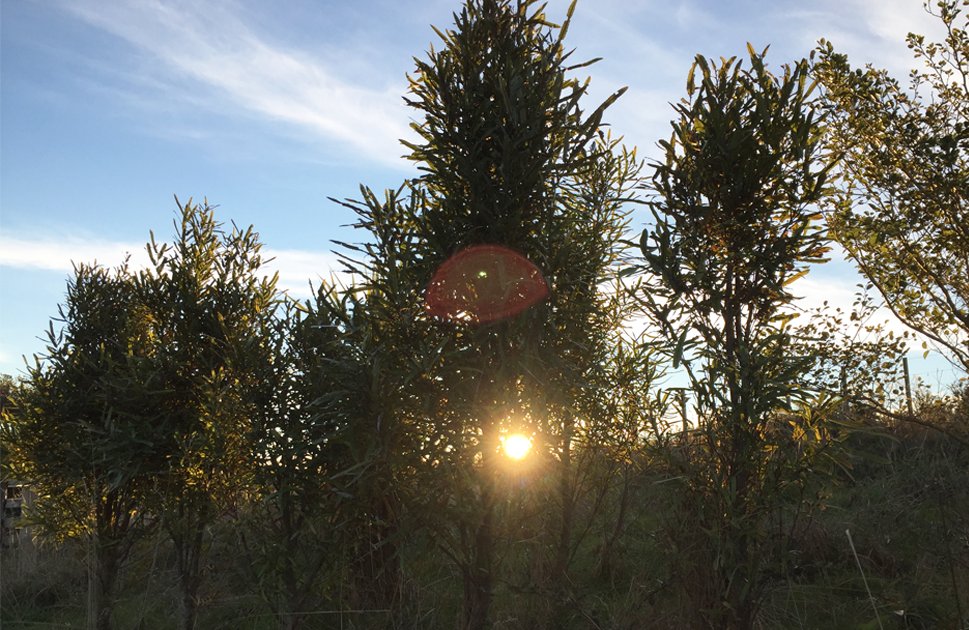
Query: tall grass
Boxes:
[{"xmin": 3, "ymin": 407, "xmax": 967, "ymax": 629}]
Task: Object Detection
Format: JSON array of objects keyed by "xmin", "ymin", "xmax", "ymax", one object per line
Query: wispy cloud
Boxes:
[
  {"xmin": 262, "ymin": 248, "xmax": 350, "ymax": 297},
  {"xmin": 58, "ymin": 0, "xmax": 415, "ymax": 168},
  {"xmin": 0, "ymin": 234, "xmax": 344, "ymax": 298},
  {"xmin": 756, "ymin": 0, "xmax": 949, "ymax": 78},
  {"xmin": 0, "ymin": 234, "xmax": 149, "ymax": 273},
  {"xmin": 54, "ymin": 0, "xmax": 945, "ymax": 173},
  {"xmin": 842, "ymin": 0, "xmax": 949, "ymax": 71},
  {"xmin": 555, "ymin": 0, "xmax": 946, "ymax": 169}
]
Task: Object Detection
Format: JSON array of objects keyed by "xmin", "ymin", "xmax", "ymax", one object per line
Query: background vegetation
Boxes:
[{"xmin": 2, "ymin": 0, "xmax": 967, "ymax": 628}]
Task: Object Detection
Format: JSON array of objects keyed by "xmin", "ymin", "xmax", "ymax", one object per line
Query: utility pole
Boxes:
[{"xmin": 902, "ymin": 356, "xmax": 914, "ymax": 416}]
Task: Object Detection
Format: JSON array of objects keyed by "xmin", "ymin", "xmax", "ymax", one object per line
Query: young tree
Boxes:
[
  {"xmin": 331, "ymin": 185, "xmax": 438, "ymax": 622},
  {"xmin": 238, "ymin": 302, "xmax": 322, "ymax": 630},
  {"xmin": 336, "ymin": 1, "xmax": 639, "ymax": 627},
  {"xmin": 815, "ymin": 0, "xmax": 969, "ymax": 371},
  {"xmin": 405, "ymin": 1, "xmax": 637, "ymax": 627},
  {"xmin": 241, "ymin": 277, "xmax": 423, "ymax": 628},
  {"xmin": 8, "ymin": 262, "xmax": 161, "ymax": 630},
  {"xmin": 138, "ymin": 200, "xmax": 279, "ymax": 630},
  {"xmin": 636, "ymin": 47, "xmax": 834, "ymax": 628},
  {"xmin": 240, "ymin": 293, "xmax": 352, "ymax": 629},
  {"xmin": 0, "ymin": 373, "xmax": 23, "ymax": 549}
]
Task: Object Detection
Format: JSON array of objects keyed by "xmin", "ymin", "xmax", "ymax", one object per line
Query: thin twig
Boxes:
[{"xmin": 846, "ymin": 529, "xmax": 884, "ymax": 630}]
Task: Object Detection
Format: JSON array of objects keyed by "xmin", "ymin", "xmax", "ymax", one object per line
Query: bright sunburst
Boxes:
[{"xmin": 501, "ymin": 433, "xmax": 532, "ymax": 461}]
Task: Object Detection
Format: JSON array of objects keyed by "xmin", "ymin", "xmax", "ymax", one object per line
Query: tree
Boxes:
[
  {"xmin": 240, "ymin": 293, "xmax": 348, "ymax": 630},
  {"xmin": 138, "ymin": 200, "xmax": 279, "ymax": 630},
  {"xmin": 7, "ymin": 201, "xmax": 278, "ymax": 630},
  {"xmin": 332, "ymin": 185, "xmax": 439, "ymax": 623},
  {"xmin": 0, "ymin": 373, "xmax": 22, "ymax": 539},
  {"xmin": 815, "ymin": 0, "xmax": 969, "ymax": 371},
  {"xmin": 238, "ymin": 302, "xmax": 322, "ymax": 630},
  {"xmin": 635, "ymin": 47, "xmax": 835, "ymax": 628},
  {"xmin": 7, "ymin": 262, "xmax": 161, "ymax": 630},
  {"xmin": 334, "ymin": 1, "xmax": 639, "ymax": 627},
  {"xmin": 240, "ymin": 277, "xmax": 422, "ymax": 629},
  {"xmin": 403, "ymin": 1, "xmax": 637, "ymax": 627}
]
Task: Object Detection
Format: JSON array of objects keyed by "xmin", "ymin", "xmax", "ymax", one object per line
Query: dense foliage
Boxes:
[
  {"xmin": 815, "ymin": 0, "xmax": 969, "ymax": 370},
  {"xmin": 635, "ymin": 46, "xmax": 836, "ymax": 628}
]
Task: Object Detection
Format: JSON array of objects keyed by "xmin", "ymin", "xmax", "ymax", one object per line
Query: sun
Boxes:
[{"xmin": 501, "ymin": 433, "xmax": 532, "ymax": 461}]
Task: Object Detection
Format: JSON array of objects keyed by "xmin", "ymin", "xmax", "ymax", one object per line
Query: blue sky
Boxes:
[{"xmin": 0, "ymin": 0, "xmax": 961, "ymax": 390}]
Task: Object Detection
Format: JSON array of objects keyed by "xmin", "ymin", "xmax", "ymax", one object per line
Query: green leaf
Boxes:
[{"xmin": 672, "ymin": 328, "xmax": 688, "ymax": 368}]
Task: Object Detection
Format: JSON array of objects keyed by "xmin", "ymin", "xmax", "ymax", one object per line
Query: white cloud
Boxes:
[
  {"xmin": 59, "ymin": 0, "xmax": 416, "ymax": 168},
  {"xmin": 261, "ymin": 247, "xmax": 350, "ymax": 297},
  {"xmin": 0, "ymin": 234, "xmax": 345, "ymax": 299},
  {"xmin": 792, "ymin": 275, "xmax": 858, "ymax": 314},
  {"xmin": 0, "ymin": 234, "xmax": 149, "ymax": 273},
  {"xmin": 791, "ymin": 272, "xmax": 933, "ymax": 349},
  {"xmin": 763, "ymin": 0, "xmax": 949, "ymax": 77}
]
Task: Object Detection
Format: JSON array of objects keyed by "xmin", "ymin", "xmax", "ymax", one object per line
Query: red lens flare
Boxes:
[{"xmin": 425, "ymin": 245, "xmax": 549, "ymax": 324}]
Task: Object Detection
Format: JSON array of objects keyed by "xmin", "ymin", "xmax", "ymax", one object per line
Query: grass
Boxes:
[{"xmin": 3, "ymin": 414, "xmax": 967, "ymax": 629}]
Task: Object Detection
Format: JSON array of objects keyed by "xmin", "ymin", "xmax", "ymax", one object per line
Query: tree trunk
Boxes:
[
  {"xmin": 279, "ymin": 496, "xmax": 306, "ymax": 630},
  {"xmin": 460, "ymin": 533, "xmax": 493, "ymax": 630},
  {"xmin": 723, "ymin": 457, "xmax": 757, "ymax": 630},
  {"xmin": 598, "ymin": 464, "xmax": 631, "ymax": 582},
  {"xmin": 551, "ymin": 417, "xmax": 574, "ymax": 627},
  {"xmin": 87, "ymin": 490, "xmax": 131, "ymax": 630},
  {"xmin": 350, "ymin": 493, "xmax": 402, "ymax": 615},
  {"xmin": 87, "ymin": 535, "xmax": 119, "ymax": 630},
  {"xmin": 280, "ymin": 608, "xmax": 302, "ymax": 630},
  {"xmin": 172, "ymin": 517, "xmax": 206, "ymax": 630},
  {"xmin": 280, "ymin": 559, "xmax": 304, "ymax": 630},
  {"xmin": 460, "ymin": 485, "xmax": 495, "ymax": 630}
]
